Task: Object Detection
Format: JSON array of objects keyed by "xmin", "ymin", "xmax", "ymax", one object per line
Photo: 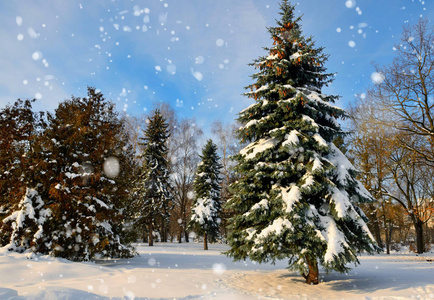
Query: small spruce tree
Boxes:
[
  {"xmin": 225, "ymin": 1, "xmax": 379, "ymax": 284},
  {"xmin": 189, "ymin": 140, "xmax": 222, "ymax": 250},
  {"xmin": 0, "ymin": 99, "xmax": 51, "ymax": 252},
  {"xmin": 136, "ymin": 109, "xmax": 173, "ymax": 246}
]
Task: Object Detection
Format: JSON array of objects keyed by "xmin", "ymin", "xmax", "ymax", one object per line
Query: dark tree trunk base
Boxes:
[
  {"xmin": 148, "ymin": 222, "xmax": 153, "ymax": 246},
  {"xmin": 416, "ymin": 220, "xmax": 424, "ymax": 254},
  {"xmin": 303, "ymin": 256, "xmax": 319, "ymax": 285},
  {"xmin": 204, "ymin": 233, "xmax": 208, "ymax": 250}
]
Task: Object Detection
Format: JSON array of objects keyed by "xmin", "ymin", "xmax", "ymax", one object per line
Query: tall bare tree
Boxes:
[
  {"xmin": 373, "ymin": 18, "xmax": 434, "ymax": 164},
  {"xmin": 120, "ymin": 113, "xmax": 148, "ymax": 165},
  {"xmin": 385, "ymin": 133, "xmax": 434, "ymax": 253},
  {"xmin": 370, "ymin": 18, "xmax": 434, "ymax": 253},
  {"xmin": 170, "ymin": 118, "xmax": 202, "ymax": 242},
  {"xmin": 211, "ymin": 121, "xmax": 242, "ymax": 239},
  {"xmin": 348, "ymin": 97, "xmax": 391, "ymax": 251},
  {"xmin": 350, "ymin": 92, "xmax": 434, "ymax": 253}
]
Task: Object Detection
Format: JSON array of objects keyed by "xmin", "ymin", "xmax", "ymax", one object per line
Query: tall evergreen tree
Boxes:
[
  {"xmin": 136, "ymin": 109, "xmax": 172, "ymax": 246},
  {"xmin": 1, "ymin": 88, "xmax": 135, "ymax": 261},
  {"xmin": 43, "ymin": 87, "xmax": 134, "ymax": 260},
  {"xmin": 225, "ymin": 1, "xmax": 379, "ymax": 284},
  {"xmin": 189, "ymin": 139, "xmax": 222, "ymax": 250}
]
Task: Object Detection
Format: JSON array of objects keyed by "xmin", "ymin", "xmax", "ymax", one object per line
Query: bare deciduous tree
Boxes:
[
  {"xmin": 348, "ymin": 96, "xmax": 395, "ymax": 253},
  {"xmin": 350, "ymin": 94, "xmax": 434, "ymax": 254},
  {"xmin": 373, "ymin": 18, "xmax": 434, "ymax": 164},
  {"xmin": 385, "ymin": 134, "xmax": 434, "ymax": 253},
  {"xmin": 210, "ymin": 120, "xmax": 242, "ymax": 239},
  {"xmin": 170, "ymin": 118, "xmax": 203, "ymax": 242}
]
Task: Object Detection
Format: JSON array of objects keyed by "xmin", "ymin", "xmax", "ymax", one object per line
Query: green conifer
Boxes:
[
  {"xmin": 189, "ymin": 140, "xmax": 222, "ymax": 250},
  {"xmin": 225, "ymin": 1, "xmax": 379, "ymax": 284},
  {"xmin": 136, "ymin": 109, "xmax": 173, "ymax": 246}
]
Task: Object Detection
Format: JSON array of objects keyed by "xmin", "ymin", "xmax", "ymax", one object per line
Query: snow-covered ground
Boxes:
[{"xmin": 0, "ymin": 242, "xmax": 433, "ymax": 299}]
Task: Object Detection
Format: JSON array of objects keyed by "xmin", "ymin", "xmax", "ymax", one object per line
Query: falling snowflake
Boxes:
[{"xmin": 371, "ymin": 72, "xmax": 385, "ymax": 84}]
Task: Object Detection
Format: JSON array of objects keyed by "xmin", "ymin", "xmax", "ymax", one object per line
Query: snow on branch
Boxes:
[{"xmin": 240, "ymin": 137, "xmax": 279, "ymax": 160}]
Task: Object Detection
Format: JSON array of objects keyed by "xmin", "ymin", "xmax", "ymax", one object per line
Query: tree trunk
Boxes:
[
  {"xmin": 204, "ymin": 233, "xmax": 208, "ymax": 250},
  {"xmin": 161, "ymin": 220, "xmax": 167, "ymax": 242},
  {"xmin": 385, "ymin": 226, "xmax": 393, "ymax": 255},
  {"xmin": 148, "ymin": 221, "xmax": 153, "ymax": 246},
  {"xmin": 370, "ymin": 204, "xmax": 384, "ymax": 249},
  {"xmin": 303, "ymin": 256, "xmax": 319, "ymax": 285},
  {"xmin": 383, "ymin": 213, "xmax": 391, "ymax": 254},
  {"xmin": 373, "ymin": 219, "xmax": 384, "ymax": 249},
  {"xmin": 415, "ymin": 219, "xmax": 424, "ymax": 254},
  {"xmin": 184, "ymin": 230, "xmax": 189, "ymax": 243}
]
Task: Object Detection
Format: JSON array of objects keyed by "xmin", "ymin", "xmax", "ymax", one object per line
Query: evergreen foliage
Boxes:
[
  {"xmin": 135, "ymin": 109, "xmax": 173, "ymax": 246},
  {"xmin": 189, "ymin": 139, "xmax": 222, "ymax": 249},
  {"xmin": 0, "ymin": 99, "xmax": 48, "ymax": 249},
  {"xmin": 0, "ymin": 88, "xmax": 135, "ymax": 261},
  {"xmin": 225, "ymin": 0, "xmax": 379, "ymax": 284},
  {"xmin": 42, "ymin": 87, "xmax": 134, "ymax": 260}
]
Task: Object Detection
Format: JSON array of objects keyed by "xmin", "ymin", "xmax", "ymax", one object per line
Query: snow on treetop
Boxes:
[
  {"xmin": 289, "ymin": 51, "xmax": 302, "ymax": 60},
  {"xmin": 265, "ymin": 53, "xmax": 279, "ymax": 61}
]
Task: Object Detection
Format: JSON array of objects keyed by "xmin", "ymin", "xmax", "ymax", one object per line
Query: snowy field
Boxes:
[{"xmin": 0, "ymin": 242, "xmax": 433, "ymax": 300}]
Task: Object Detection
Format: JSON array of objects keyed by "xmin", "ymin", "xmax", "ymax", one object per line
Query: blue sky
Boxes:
[{"xmin": 0, "ymin": 0, "xmax": 432, "ymax": 134}]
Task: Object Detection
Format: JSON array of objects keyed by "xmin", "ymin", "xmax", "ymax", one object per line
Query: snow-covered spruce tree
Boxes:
[
  {"xmin": 225, "ymin": 1, "xmax": 379, "ymax": 285},
  {"xmin": 135, "ymin": 109, "xmax": 173, "ymax": 246},
  {"xmin": 40, "ymin": 87, "xmax": 134, "ymax": 261},
  {"xmin": 189, "ymin": 139, "xmax": 222, "ymax": 250},
  {"xmin": 0, "ymin": 99, "xmax": 51, "ymax": 252}
]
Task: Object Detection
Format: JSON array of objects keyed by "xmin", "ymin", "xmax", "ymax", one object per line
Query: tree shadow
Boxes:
[{"xmin": 275, "ymin": 261, "xmax": 433, "ymax": 296}]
